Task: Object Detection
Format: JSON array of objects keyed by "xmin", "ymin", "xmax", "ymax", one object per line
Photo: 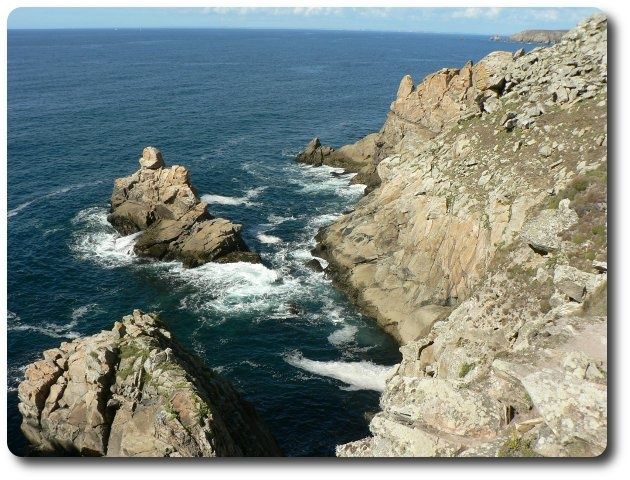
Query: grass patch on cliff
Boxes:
[
  {"xmin": 458, "ymin": 362, "xmax": 475, "ymax": 378},
  {"xmin": 498, "ymin": 434, "xmax": 537, "ymax": 458},
  {"xmin": 554, "ymin": 164, "xmax": 607, "ymax": 270},
  {"xmin": 116, "ymin": 342, "xmax": 151, "ymax": 381}
]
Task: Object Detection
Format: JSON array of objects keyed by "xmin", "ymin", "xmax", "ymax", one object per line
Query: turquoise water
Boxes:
[{"xmin": 7, "ymin": 28, "xmax": 530, "ymax": 456}]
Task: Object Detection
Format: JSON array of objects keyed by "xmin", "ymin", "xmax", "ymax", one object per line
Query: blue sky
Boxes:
[{"xmin": 7, "ymin": 7, "xmax": 599, "ymax": 35}]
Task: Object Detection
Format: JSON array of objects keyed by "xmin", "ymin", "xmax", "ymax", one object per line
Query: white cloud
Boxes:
[
  {"xmin": 451, "ymin": 7, "xmax": 502, "ymax": 20},
  {"xmin": 291, "ymin": 7, "xmax": 344, "ymax": 17},
  {"xmin": 529, "ymin": 9, "xmax": 561, "ymax": 22}
]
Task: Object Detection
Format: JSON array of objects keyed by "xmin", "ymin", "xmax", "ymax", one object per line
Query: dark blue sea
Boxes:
[{"xmin": 7, "ymin": 28, "xmax": 530, "ymax": 456}]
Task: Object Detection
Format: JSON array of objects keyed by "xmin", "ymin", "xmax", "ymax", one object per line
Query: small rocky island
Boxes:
[
  {"xmin": 18, "ymin": 310, "xmax": 282, "ymax": 457},
  {"xmin": 108, "ymin": 147, "xmax": 259, "ymax": 267}
]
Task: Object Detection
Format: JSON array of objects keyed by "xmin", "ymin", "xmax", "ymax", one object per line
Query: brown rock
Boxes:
[{"xmin": 108, "ymin": 147, "xmax": 259, "ymax": 267}]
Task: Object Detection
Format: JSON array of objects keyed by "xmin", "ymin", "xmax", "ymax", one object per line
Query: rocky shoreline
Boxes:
[
  {"xmin": 16, "ymin": 13, "xmax": 608, "ymax": 459},
  {"xmin": 16, "ymin": 149, "xmax": 279, "ymax": 457},
  {"xmin": 304, "ymin": 14, "xmax": 608, "ymax": 456},
  {"xmin": 18, "ymin": 310, "xmax": 282, "ymax": 457}
]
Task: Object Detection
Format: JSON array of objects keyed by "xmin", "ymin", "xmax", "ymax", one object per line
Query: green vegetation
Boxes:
[
  {"xmin": 498, "ymin": 434, "xmax": 537, "ymax": 457},
  {"xmin": 458, "ymin": 362, "xmax": 475, "ymax": 378}
]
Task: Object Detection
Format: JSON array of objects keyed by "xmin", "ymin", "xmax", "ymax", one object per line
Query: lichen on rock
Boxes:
[
  {"xmin": 18, "ymin": 310, "xmax": 282, "ymax": 457},
  {"xmin": 329, "ymin": 13, "xmax": 607, "ymax": 457}
]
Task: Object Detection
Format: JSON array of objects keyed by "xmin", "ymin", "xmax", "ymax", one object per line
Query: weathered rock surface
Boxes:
[
  {"xmin": 521, "ymin": 198, "xmax": 579, "ymax": 254},
  {"xmin": 296, "ymin": 135, "xmax": 381, "ymax": 190},
  {"xmin": 18, "ymin": 310, "xmax": 282, "ymax": 457},
  {"xmin": 317, "ymin": 13, "xmax": 607, "ymax": 342},
  {"xmin": 329, "ymin": 14, "xmax": 607, "ymax": 457},
  {"xmin": 108, "ymin": 147, "xmax": 259, "ymax": 267}
]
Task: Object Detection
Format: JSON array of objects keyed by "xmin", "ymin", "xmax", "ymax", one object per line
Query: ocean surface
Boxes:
[{"xmin": 7, "ymin": 28, "xmax": 531, "ymax": 456}]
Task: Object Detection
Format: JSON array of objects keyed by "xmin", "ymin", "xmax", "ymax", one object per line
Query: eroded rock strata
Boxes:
[
  {"xmin": 18, "ymin": 310, "xmax": 282, "ymax": 457},
  {"xmin": 108, "ymin": 147, "xmax": 259, "ymax": 267},
  {"xmin": 313, "ymin": 14, "xmax": 607, "ymax": 457}
]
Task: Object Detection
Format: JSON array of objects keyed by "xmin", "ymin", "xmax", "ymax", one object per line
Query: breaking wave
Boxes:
[
  {"xmin": 201, "ymin": 187, "xmax": 265, "ymax": 206},
  {"xmin": 328, "ymin": 325, "xmax": 358, "ymax": 346},
  {"xmin": 70, "ymin": 206, "xmax": 140, "ymax": 268},
  {"xmin": 284, "ymin": 352, "xmax": 395, "ymax": 391},
  {"xmin": 257, "ymin": 233, "xmax": 283, "ymax": 244}
]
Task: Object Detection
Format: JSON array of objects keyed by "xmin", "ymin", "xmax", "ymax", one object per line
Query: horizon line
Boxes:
[{"xmin": 6, "ymin": 25, "xmax": 539, "ymax": 37}]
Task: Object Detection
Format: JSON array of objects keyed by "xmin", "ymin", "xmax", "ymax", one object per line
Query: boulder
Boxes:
[
  {"xmin": 553, "ymin": 265, "xmax": 605, "ymax": 302},
  {"xmin": 18, "ymin": 310, "xmax": 282, "ymax": 457},
  {"xmin": 108, "ymin": 147, "xmax": 259, "ymax": 267},
  {"xmin": 396, "ymin": 75, "xmax": 414, "ymax": 99},
  {"xmin": 521, "ymin": 199, "xmax": 578, "ymax": 254},
  {"xmin": 521, "ymin": 369, "xmax": 606, "ymax": 455},
  {"xmin": 139, "ymin": 146, "xmax": 165, "ymax": 170}
]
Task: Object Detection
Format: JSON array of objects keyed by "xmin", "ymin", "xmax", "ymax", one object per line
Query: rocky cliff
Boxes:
[
  {"xmin": 510, "ymin": 29, "xmax": 568, "ymax": 44},
  {"xmin": 314, "ymin": 14, "xmax": 607, "ymax": 457},
  {"xmin": 18, "ymin": 310, "xmax": 282, "ymax": 457},
  {"xmin": 108, "ymin": 147, "xmax": 259, "ymax": 267}
]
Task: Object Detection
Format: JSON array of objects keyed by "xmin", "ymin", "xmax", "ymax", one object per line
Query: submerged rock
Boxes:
[
  {"xmin": 108, "ymin": 147, "xmax": 260, "ymax": 267},
  {"xmin": 18, "ymin": 310, "xmax": 282, "ymax": 457}
]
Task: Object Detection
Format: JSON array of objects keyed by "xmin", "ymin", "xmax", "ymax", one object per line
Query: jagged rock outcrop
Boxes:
[
  {"xmin": 510, "ymin": 29, "xmax": 568, "ymax": 44},
  {"xmin": 320, "ymin": 14, "xmax": 607, "ymax": 457},
  {"xmin": 296, "ymin": 135, "xmax": 381, "ymax": 190},
  {"xmin": 18, "ymin": 310, "xmax": 282, "ymax": 457},
  {"xmin": 316, "ymin": 13, "xmax": 607, "ymax": 343},
  {"xmin": 108, "ymin": 147, "xmax": 259, "ymax": 267}
]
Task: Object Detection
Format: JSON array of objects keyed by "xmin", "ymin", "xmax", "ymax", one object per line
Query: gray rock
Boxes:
[
  {"xmin": 538, "ymin": 145, "xmax": 553, "ymax": 157},
  {"xmin": 521, "ymin": 199, "xmax": 578, "ymax": 253},
  {"xmin": 553, "ymin": 265, "xmax": 605, "ymax": 302},
  {"xmin": 521, "ymin": 369, "xmax": 606, "ymax": 455}
]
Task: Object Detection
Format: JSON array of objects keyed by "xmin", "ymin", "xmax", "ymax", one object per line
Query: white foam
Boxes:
[
  {"xmin": 8, "ymin": 310, "xmax": 81, "ymax": 340},
  {"xmin": 164, "ymin": 260, "xmax": 304, "ymax": 316},
  {"xmin": 70, "ymin": 207, "xmax": 140, "ymax": 268},
  {"xmin": 257, "ymin": 233, "xmax": 283, "ymax": 244},
  {"xmin": 328, "ymin": 325, "xmax": 358, "ymax": 346},
  {"xmin": 201, "ymin": 187, "xmax": 265, "ymax": 206},
  {"xmin": 284, "ymin": 352, "xmax": 395, "ymax": 391},
  {"xmin": 8, "ymin": 181, "xmax": 103, "ymax": 220},
  {"xmin": 309, "ymin": 213, "xmax": 342, "ymax": 228},
  {"xmin": 7, "ymin": 199, "xmax": 36, "ymax": 218},
  {"xmin": 267, "ymin": 213, "xmax": 298, "ymax": 225},
  {"xmin": 71, "ymin": 303, "xmax": 98, "ymax": 322}
]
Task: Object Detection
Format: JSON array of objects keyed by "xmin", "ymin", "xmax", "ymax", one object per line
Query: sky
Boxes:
[{"xmin": 7, "ymin": 7, "xmax": 599, "ymax": 35}]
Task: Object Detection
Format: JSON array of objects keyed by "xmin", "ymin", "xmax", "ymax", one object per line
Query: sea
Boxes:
[{"xmin": 7, "ymin": 28, "xmax": 531, "ymax": 456}]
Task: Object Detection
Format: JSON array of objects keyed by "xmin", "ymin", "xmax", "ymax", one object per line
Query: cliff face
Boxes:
[
  {"xmin": 317, "ymin": 14, "xmax": 607, "ymax": 456},
  {"xmin": 510, "ymin": 29, "xmax": 568, "ymax": 44},
  {"xmin": 108, "ymin": 147, "xmax": 260, "ymax": 267},
  {"xmin": 316, "ymin": 14, "xmax": 606, "ymax": 344},
  {"xmin": 18, "ymin": 310, "xmax": 282, "ymax": 457}
]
